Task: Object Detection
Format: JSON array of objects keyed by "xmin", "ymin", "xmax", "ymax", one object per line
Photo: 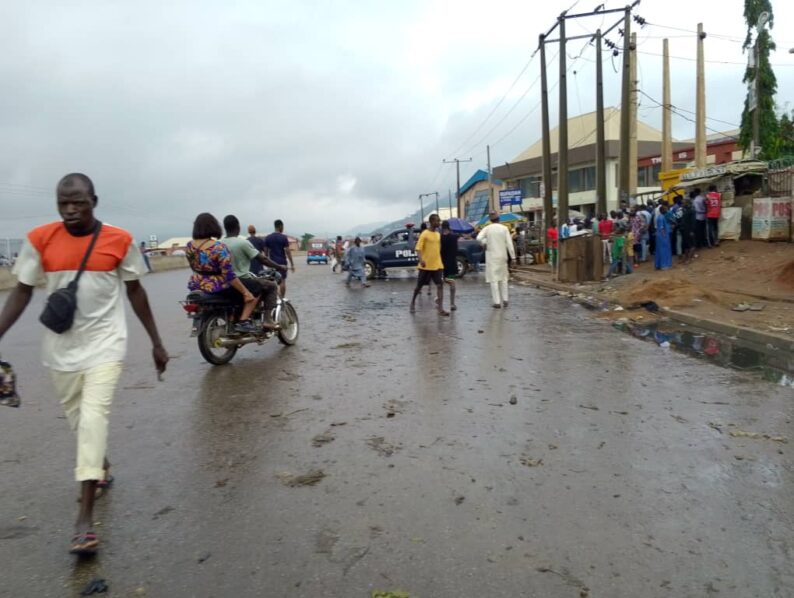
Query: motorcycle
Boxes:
[{"xmin": 181, "ymin": 271, "xmax": 299, "ymax": 365}]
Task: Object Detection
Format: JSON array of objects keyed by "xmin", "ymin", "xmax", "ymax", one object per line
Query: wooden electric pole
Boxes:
[
  {"xmin": 557, "ymin": 13, "xmax": 569, "ymax": 237},
  {"xmin": 487, "ymin": 145, "xmax": 495, "ymax": 212},
  {"xmin": 540, "ymin": 34, "xmax": 554, "ymax": 230},
  {"xmin": 596, "ymin": 29, "xmax": 607, "ymax": 216},
  {"xmin": 695, "ymin": 22, "xmax": 707, "ymax": 168},
  {"xmin": 618, "ymin": 7, "xmax": 632, "ymax": 207},
  {"xmin": 443, "ymin": 158, "xmax": 473, "ymax": 218},
  {"xmin": 661, "ymin": 37, "xmax": 672, "ymax": 172},
  {"xmin": 629, "ymin": 31, "xmax": 638, "ymax": 199}
]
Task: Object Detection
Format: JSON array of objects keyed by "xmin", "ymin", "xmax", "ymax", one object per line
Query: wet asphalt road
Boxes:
[{"xmin": 1, "ymin": 262, "xmax": 793, "ymax": 598}]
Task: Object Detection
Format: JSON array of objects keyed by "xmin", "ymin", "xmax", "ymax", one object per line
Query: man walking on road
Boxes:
[
  {"xmin": 264, "ymin": 219, "xmax": 295, "ymax": 297},
  {"xmin": 343, "ymin": 237, "xmax": 370, "ymax": 288},
  {"xmin": 0, "ymin": 173, "xmax": 168, "ymax": 555},
  {"xmin": 477, "ymin": 211, "xmax": 515, "ymax": 308},
  {"xmin": 440, "ymin": 220, "xmax": 459, "ymax": 311},
  {"xmin": 223, "ymin": 215, "xmax": 284, "ymax": 330},
  {"xmin": 410, "ymin": 214, "xmax": 448, "ymax": 316}
]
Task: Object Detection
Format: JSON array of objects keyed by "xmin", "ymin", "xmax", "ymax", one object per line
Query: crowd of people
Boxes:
[{"xmin": 546, "ymin": 185, "xmax": 722, "ymax": 279}]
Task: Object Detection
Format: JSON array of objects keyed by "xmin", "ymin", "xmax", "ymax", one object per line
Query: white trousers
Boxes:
[
  {"xmin": 50, "ymin": 362, "xmax": 123, "ymax": 482},
  {"xmin": 490, "ymin": 281, "xmax": 509, "ymax": 305}
]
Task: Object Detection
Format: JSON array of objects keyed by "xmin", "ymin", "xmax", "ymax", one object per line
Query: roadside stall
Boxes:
[{"xmin": 671, "ymin": 160, "xmax": 768, "ymax": 240}]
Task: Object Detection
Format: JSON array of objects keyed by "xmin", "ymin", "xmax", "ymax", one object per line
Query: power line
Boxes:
[
  {"xmin": 637, "ymin": 89, "xmax": 740, "ymax": 137},
  {"xmin": 447, "ymin": 52, "xmax": 540, "ymax": 158}
]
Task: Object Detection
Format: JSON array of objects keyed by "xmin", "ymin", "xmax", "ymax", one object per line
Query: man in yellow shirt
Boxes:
[{"xmin": 410, "ymin": 214, "xmax": 449, "ymax": 316}]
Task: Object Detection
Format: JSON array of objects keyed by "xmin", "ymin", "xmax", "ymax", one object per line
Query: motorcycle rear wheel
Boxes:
[
  {"xmin": 198, "ymin": 314, "xmax": 238, "ymax": 365},
  {"xmin": 277, "ymin": 302, "xmax": 299, "ymax": 346}
]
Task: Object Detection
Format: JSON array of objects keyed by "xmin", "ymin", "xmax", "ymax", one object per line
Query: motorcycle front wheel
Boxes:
[
  {"xmin": 197, "ymin": 314, "xmax": 238, "ymax": 365},
  {"xmin": 277, "ymin": 302, "xmax": 299, "ymax": 346}
]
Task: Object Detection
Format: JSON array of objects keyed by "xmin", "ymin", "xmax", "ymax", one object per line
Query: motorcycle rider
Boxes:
[{"xmin": 222, "ymin": 215, "xmax": 285, "ymax": 331}]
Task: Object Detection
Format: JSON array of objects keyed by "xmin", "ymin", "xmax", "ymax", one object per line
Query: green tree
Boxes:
[
  {"xmin": 300, "ymin": 233, "xmax": 315, "ymax": 251},
  {"xmin": 778, "ymin": 111, "xmax": 794, "ymax": 157},
  {"xmin": 738, "ymin": 0, "xmax": 779, "ymax": 159}
]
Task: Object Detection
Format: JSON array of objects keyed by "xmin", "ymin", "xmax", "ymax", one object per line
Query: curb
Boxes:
[{"xmin": 511, "ymin": 270, "xmax": 794, "ymax": 352}]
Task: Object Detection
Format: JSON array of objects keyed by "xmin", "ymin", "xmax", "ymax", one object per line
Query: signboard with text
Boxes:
[{"xmin": 499, "ymin": 189, "xmax": 522, "ymax": 207}]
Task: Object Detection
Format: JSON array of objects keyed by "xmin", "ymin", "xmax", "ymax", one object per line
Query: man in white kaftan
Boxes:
[{"xmin": 476, "ymin": 211, "xmax": 516, "ymax": 308}]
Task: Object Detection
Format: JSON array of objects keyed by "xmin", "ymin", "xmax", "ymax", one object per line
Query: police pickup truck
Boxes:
[{"xmin": 361, "ymin": 228, "xmax": 484, "ymax": 280}]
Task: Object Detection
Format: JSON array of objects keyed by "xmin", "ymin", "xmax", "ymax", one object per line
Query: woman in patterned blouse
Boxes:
[{"xmin": 186, "ymin": 213, "xmax": 260, "ymax": 333}]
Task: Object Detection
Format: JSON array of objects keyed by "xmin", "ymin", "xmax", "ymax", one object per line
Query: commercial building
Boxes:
[{"xmin": 491, "ymin": 107, "xmax": 739, "ymax": 220}]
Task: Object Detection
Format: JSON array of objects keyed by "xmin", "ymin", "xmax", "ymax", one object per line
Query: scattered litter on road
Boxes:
[
  {"xmin": 509, "ymin": 395, "xmax": 517, "ymax": 405},
  {"xmin": 454, "ymin": 495, "xmax": 465, "ymax": 505},
  {"xmin": 367, "ymin": 436, "xmax": 400, "ymax": 457},
  {"xmin": 276, "ymin": 470, "xmax": 327, "ymax": 487},
  {"xmin": 519, "ymin": 456, "xmax": 543, "ymax": 467},
  {"xmin": 670, "ymin": 415, "xmax": 688, "ymax": 423},
  {"xmin": 371, "ymin": 591, "xmax": 410, "ymax": 598},
  {"xmin": 729, "ymin": 430, "xmax": 787, "ymax": 443},
  {"xmin": 578, "ymin": 404, "xmax": 599, "ymax": 411},
  {"xmin": 79, "ymin": 578, "xmax": 108, "ymax": 595},
  {"xmin": 197, "ymin": 552, "xmax": 212, "ymax": 564},
  {"xmin": 708, "ymin": 422, "xmax": 724, "ymax": 434},
  {"xmin": 214, "ymin": 479, "xmax": 228, "ymax": 488},
  {"xmin": 312, "ymin": 431, "xmax": 335, "ymax": 447}
]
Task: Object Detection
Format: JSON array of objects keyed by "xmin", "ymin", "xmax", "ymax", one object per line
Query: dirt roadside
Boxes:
[{"xmin": 512, "ymin": 240, "xmax": 794, "ymax": 345}]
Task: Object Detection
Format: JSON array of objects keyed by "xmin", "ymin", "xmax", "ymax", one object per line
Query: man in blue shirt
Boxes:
[
  {"xmin": 246, "ymin": 224, "xmax": 268, "ymax": 275},
  {"xmin": 264, "ymin": 219, "xmax": 295, "ymax": 296}
]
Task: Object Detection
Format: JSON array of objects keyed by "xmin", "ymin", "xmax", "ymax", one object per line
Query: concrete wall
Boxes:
[{"xmin": 0, "ymin": 255, "xmax": 189, "ymax": 292}]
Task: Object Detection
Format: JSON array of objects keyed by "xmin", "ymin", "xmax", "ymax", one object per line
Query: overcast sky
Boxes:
[{"xmin": 2, "ymin": 0, "xmax": 793, "ymax": 241}]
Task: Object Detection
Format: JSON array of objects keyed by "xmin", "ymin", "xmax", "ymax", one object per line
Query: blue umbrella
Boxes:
[
  {"xmin": 445, "ymin": 217, "xmax": 475, "ymax": 234},
  {"xmin": 476, "ymin": 212, "xmax": 526, "ymax": 227}
]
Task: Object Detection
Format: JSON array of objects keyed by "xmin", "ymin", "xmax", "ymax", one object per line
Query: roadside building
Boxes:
[
  {"xmin": 493, "ymin": 107, "xmax": 690, "ymax": 219},
  {"xmin": 459, "ymin": 169, "xmax": 504, "ymax": 223}
]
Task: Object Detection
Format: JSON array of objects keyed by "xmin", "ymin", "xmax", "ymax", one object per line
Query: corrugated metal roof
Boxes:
[{"xmin": 459, "ymin": 169, "xmax": 502, "ymax": 196}]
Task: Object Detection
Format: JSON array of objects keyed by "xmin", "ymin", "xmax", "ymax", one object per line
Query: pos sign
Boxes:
[{"xmin": 499, "ymin": 189, "xmax": 522, "ymax": 207}]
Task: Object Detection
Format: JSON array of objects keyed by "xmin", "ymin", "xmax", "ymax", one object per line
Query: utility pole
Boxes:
[
  {"xmin": 418, "ymin": 194, "xmax": 424, "ymax": 222},
  {"xmin": 443, "ymin": 158, "xmax": 473, "ymax": 218},
  {"xmin": 487, "ymin": 145, "xmax": 495, "ymax": 212},
  {"xmin": 752, "ymin": 12, "xmax": 770, "ymax": 158},
  {"xmin": 595, "ymin": 29, "xmax": 607, "ymax": 216},
  {"xmin": 540, "ymin": 33, "xmax": 554, "ymax": 231},
  {"xmin": 557, "ymin": 13, "xmax": 569, "ymax": 240},
  {"xmin": 448, "ymin": 189, "xmax": 453, "ymax": 215},
  {"xmin": 695, "ymin": 22, "xmax": 707, "ymax": 168},
  {"xmin": 629, "ymin": 31, "xmax": 638, "ymax": 199},
  {"xmin": 618, "ymin": 6, "xmax": 632, "ymax": 207},
  {"xmin": 661, "ymin": 37, "xmax": 672, "ymax": 172}
]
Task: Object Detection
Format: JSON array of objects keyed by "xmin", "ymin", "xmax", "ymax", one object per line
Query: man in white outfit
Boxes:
[{"xmin": 476, "ymin": 211, "xmax": 516, "ymax": 308}]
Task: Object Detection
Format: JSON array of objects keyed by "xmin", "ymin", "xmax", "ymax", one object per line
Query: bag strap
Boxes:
[{"xmin": 72, "ymin": 221, "xmax": 103, "ymax": 285}]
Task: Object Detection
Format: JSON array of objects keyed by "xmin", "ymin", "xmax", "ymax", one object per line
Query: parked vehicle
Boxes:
[
  {"xmin": 361, "ymin": 227, "xmax": 484, "ymax": 280},
  {"xmin": 306, "ymin": 240, "xmax": 329, "ymax": 265},
  {"xmin": 181, "ymin": 271, "xmax": 299, "ymax": 365}
]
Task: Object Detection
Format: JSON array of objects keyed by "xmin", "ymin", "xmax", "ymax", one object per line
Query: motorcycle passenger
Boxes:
[
  {"xmin": 222, "ymin": 215, "xmax": 284, "ymax": 331},
  {"xmin": 186, "ymin": 213, "xmax": 260, "ymax": 334}
]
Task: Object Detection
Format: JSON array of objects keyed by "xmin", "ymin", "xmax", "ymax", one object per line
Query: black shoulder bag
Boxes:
[{"xmin": 39, "ymin": 222, "xmax": 102, "ymax": 334}]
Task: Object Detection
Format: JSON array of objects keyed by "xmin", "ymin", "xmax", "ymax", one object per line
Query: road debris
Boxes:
[
  {"xmin": 519, "ymin": 456, "xmax": 543, "ymax": 467},
  {"xmin": 729, "ymin": 430, "xmax": 787, "ymax": 443},
  {"xmin": 276, "ymin": 470, "xmax": 327, "ymax": 487}
]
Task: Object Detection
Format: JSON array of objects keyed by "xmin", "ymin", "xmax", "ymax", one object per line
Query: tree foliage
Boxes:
[
  {"xmin": 299, "ymin": 233, "xmax": 315, "ymax": 251},
  {"xmin": 738, "ymin": 0, "xmax": 778, "ymax": 158}
]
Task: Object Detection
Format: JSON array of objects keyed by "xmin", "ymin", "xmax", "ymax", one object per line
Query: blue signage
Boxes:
[{"xmin": 499, "ymin": 189, "xmax": 522, "ymax": 207}]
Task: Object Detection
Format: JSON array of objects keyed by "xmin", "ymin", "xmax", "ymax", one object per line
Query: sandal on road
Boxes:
[{"xmin": 70, "ymin": 531, "xmax": 99, "ymax": 555}]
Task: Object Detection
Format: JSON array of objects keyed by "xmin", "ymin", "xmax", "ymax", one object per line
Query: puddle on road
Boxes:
[{"xmin": 611, "ymin": 318, "xmax": 794, "ymax": 386}]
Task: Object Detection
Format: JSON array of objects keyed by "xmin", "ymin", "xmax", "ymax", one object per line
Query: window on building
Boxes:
[
  {"xmin": 519, "ymin": 176, "xmax": 542, "ymax": 198},
  {"xmin": 638, "ymin": 164, "xmax": 662, "ymax": 187},
  {"xmin": 567, "ymin": 166, "xmax": 596, "ymax": 193},
  {"xmin": 465, "ymin": 190, "xmax": 491, "ymax": 222}
]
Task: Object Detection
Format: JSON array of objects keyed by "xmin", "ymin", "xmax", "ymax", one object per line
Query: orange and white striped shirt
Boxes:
[{"xmin": 13, "ymin": 221, "xmax": 147, "ymax": 371}]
